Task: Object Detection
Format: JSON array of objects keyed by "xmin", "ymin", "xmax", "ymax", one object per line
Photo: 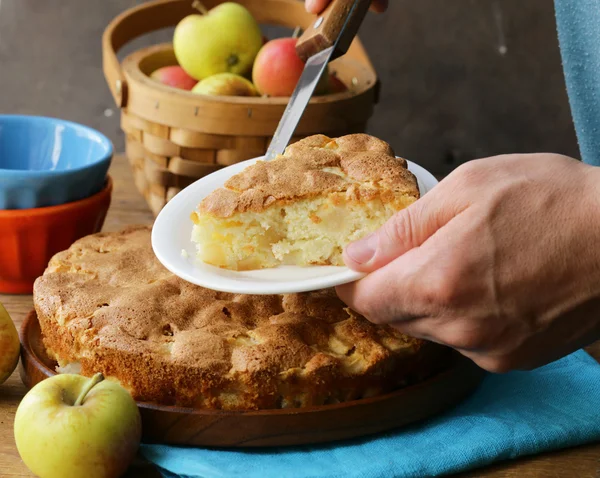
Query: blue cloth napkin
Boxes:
[{"xmin": 141, "ymin": 350, "xmax": 600, "ymax": 478}]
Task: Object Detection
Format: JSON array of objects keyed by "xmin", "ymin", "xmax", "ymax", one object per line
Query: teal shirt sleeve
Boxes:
[{"xmin": 555, "ymin": 0, "xmax": 600, "ymax": 166}]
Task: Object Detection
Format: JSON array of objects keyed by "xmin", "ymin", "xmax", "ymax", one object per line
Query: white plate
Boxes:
[{"xmin": 152, "ymin": 157, "xmax": 439, "ymax": 295}]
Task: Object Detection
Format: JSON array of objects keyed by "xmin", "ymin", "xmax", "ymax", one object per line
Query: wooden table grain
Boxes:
[{"xmin": 0, "ymin": 155, "xmax": 598, "ymax": 478}]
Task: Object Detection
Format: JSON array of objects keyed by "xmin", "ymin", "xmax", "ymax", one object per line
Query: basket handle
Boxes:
[{"xmin": 102, "ymin": 0, "xmax": 197, "ymax": 108}]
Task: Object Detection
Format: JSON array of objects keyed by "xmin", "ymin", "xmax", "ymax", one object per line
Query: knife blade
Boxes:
[{"xmin": 264, "ymin": 0, "xmax": 372, "ymax": 161}]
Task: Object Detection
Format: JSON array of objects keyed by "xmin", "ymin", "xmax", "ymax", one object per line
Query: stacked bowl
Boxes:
[{"xmin": 0, "ymin": 115, "xmax": 113, "ymax": 294}]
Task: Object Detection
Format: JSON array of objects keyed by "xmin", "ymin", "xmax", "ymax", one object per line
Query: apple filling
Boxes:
[{"xmin": 191, "ymin": 191, "xmax": 416, "ymax": 271}]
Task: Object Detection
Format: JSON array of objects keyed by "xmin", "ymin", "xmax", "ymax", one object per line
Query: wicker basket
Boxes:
[{"xmin": 103, "ymin": 0, "xmax": 379, "ymax": 215}]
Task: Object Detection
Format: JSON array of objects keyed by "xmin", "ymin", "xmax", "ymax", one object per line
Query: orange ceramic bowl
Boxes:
[{"xmin": 0, "ymin": 176, "xmax": 112, "ymax": 294}]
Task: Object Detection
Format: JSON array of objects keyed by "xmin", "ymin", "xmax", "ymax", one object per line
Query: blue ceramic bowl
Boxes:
[{"xmin": 0, "ymin": 115, "xmax": 113, "ymax": 209}]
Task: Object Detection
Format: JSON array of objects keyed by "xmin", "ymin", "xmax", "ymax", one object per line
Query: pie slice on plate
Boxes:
[{"xmin": 190, "ymin": 134, "xmax": 420, "ymax": 271}]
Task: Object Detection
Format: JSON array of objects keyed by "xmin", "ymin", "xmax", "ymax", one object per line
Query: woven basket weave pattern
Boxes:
[{"xmin": 122, "ymin": 111, "xmax": 368, "ymax": 215}]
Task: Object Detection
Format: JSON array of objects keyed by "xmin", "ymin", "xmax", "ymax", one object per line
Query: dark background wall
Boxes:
[{"xmin": 0, "ymin": 0, "xmax": 579, "ymax": 176}]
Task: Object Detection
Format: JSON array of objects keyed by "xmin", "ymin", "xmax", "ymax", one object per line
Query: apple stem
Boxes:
[
  {"xmin": 292, "ymin": 26, "xmax": 303, "ymax": 39},
  {"xmin": 74, "ymin": 373, "xmax": 104, "ymax": 406},
  {"xmin": 191, "ymin": 0, "xmax": 208, "ymax": 14}
]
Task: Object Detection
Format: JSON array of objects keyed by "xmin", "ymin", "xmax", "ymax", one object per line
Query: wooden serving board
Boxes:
[{"xmin": 21, "ymin": 310, "xmax": 485, "ymax": 448}]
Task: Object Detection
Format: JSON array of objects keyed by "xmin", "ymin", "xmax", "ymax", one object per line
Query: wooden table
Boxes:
[{"xmin": 1, "ymin": 155, "xmax": 599, "ymax": 477}]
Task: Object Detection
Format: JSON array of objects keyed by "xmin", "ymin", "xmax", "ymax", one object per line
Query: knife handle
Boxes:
[{"xmin": 296, "ymin": 0, "xmax": 372, "ymax": 62}]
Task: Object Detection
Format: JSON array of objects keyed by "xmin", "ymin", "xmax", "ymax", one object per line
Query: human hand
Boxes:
[
  {"xmin": 336, "ymin": 154, "xmax": 600, "ymax": 373},
  {"xmin": 306, "ymin": 0, "xmax": 388, "ymax": 15}
]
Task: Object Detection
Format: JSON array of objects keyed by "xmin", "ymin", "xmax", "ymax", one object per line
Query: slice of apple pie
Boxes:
[{"xmin": 190, "ymin": 134, "xmax": 420, "ymax": 271}]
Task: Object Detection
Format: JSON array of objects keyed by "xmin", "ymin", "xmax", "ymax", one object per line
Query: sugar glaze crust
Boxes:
[
  {"xmin": 34, "ymin": 227, "xmax": 447, "ymax": 409},
  {"xmin": 199, "ymin": 134, "xmax": 420, "ymax": 218}
]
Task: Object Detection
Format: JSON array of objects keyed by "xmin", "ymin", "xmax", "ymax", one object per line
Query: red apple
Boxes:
[
  {"xmin": 253, "ymin": 38, "xmax": 329, "ymax": 97},
  {"xmin": 150, "ymin": 65, "xmax": 198, "ymax": 90},
  {"xmin": 329, "ymin": 73, "xmax": 348, "ymax": 94}
]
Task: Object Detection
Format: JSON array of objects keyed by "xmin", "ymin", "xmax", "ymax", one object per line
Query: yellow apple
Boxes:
[
  {"xmin": 192, "ymin": 72, "xmax": 259, "ymax": 96},
  {"xmin": 0, "ymin": 302, "xmax": 19, "ymax": 385},
  {"xmin": 174, "ymin": 2, "xmax": 263, "ymax": 80},
  {"xmin": 15, "ymin": 373, "xmax": 141, "ymax": 478}
]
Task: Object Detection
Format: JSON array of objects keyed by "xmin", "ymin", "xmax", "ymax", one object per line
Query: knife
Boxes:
[{"xmin": 264, "ymin": 0, "xmax": 372, "ymax": 161}]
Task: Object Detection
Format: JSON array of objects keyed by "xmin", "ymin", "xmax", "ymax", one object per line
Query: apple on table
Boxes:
[
  {"xmin": 0, "ymin": 302, "xmax": 20, "ymax": 385},
  {"xmin": 14, "ymin": 373, "xmax": 142, "ymax": 478}
]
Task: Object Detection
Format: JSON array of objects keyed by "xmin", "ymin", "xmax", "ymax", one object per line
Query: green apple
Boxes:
[
  {"xmin": 0, "ymin": 302, "xmax": 19, "ymax": 385},
  {"xmin": 192, "ymin": 72, "xmax": 259, "ymax": 96},
  {"xmin": 173, "ymin": 2, "xmax": 263, "ymax": 80},
  {"xmin": 14, "ymin": 373, "xmax": 141, "ymax": 478}
]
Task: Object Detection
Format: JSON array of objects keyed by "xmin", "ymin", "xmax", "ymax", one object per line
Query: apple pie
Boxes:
[
  {"xmin": 33, "ymin": 227, "xmax": 447, "ymax": 409},
  {"xmin": 191, "ymin": 134, "xmax": 419, "ymax": 270}
]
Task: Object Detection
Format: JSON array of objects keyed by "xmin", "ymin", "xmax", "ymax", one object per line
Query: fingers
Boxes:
[
  {"xmin": 306, "ymin": 0, "xmax": 388, "ymax": 15},
  {"xmin": 337, "ymin": 208, "xmax": 477, "ymax": 332},
  {"xmin": 343, "ymin": 184, "xmax": 467, "ymax": 273},
  {"xmin": 338, "ymin": 250, "xmax": 408, "ymax": 323},
  {"xmin": 305, "ymin": 0, "xmax": 330, "ymax": 14},
  {"xmin": 336, "ymin": 205, "xmax": 527, "ymax": 374},
  {"xmin": 371, "ymin": 0, "xmax": 389, "ymax": 13},
  {"xmin": 337, "ymin": 248, "xmax": 425, "ymax": 323}
]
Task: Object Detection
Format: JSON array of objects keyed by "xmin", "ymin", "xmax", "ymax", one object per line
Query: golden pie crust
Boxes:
[
  {"xmin": 198, "ymin": 134, "xmax": 419, "ymax": 217},
  {"xmin": 34, "ymin": 227, "xmax": 447, "ymax": 410}
]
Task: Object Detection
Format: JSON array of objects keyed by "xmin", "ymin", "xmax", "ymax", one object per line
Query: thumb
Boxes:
[{"xmin": 343, "ymin": 191, "xmax": 463, "ymax": 272}]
